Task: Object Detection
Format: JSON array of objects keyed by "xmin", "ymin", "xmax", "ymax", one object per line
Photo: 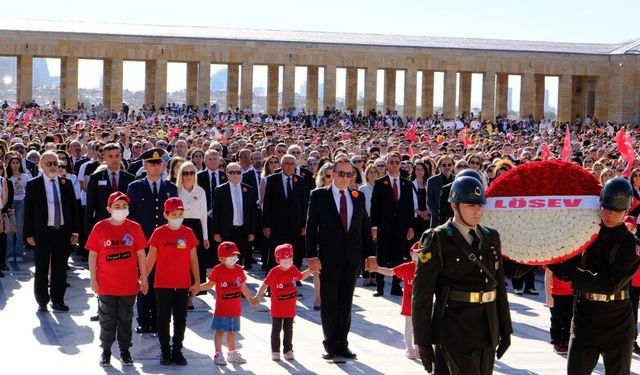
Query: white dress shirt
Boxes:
[
  {"xmin": 44, "ymin": 176, "xmax": 64, "ymax": 226},
  {"xmin": 331, "ymin": 184, "xmax": 353, "ymax": 231},
  {"xmin": 179, "ymin": 186, "xmax": 208, "ymax": 239},
  {"xmin": 229, "ymin": 182, "xmax": 244, "ymax": 226}
]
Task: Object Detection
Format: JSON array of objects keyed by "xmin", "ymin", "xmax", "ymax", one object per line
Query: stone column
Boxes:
[
  {"xmin": 534, "ymin": 74, "xmax": 545, "ymax": 120},
  {"xmin": 306, "ymin": 65, "xmax": 318, "ymax": 113},
  {"xmin": 282, "ymin": 64, "xmax": 295, "ymax": 110},
  {"xmin": 558, "ymin": 74, "xmax": 573, "ymax": 123},
  {"xmin": 571, "ymin": 76, "xmax": 586, "ymax": 120},
  {"xmin": 481, "ymin": 71, "xmax": 496, "ymax": 121},
  {"xmin": 323, "ymin": 64, "xmax": 336, "ymax": 109},
  {"xmin": 186, "ymin": 62, "xmax": 198, "ymax": 106},
  {"xmin": 384, "ymin": 68, "xmax": 396, "ymax": 111},
  {"xmin": 227, "ymin": 63, "xmax": 239, "ymax": 110},
  {"xmin": 364, "ymin": 66, "xmax": 377, "ymax": 113},
  {"xmin": 404, "ymin": 68, "xmax": 417, "ymax": 118},
  {"xmin": 594, "ymin": 75, "xmax": 609, "ymax": 121},
  {"xmin": 144, "ymin": 60, "xmax": 156, "ymax": 106},
  {"xmin": 520, "ymin": 72, "xmax": 535, "ymax": 118},
  {"xmin": 60, "ymin": 56, "xmax": 78, "ymax": 109},
  {"xmin": 458, "ymin": 71, "xmax": 472, "ymax": 115},
  {"xmin": 16, "ymin": 55, "xmax": 33, "ymax": 105},
  {"xmin": 496, "ymin": 73, "xmax": 508, "ymax": 116},
  {"xmin": 267, "ymin": 64, "xmax": 279, "ymax": 115},
  {"xmin": 197, "ymin": 61, "xmax": 211, "ymax": 108},
  {"xmin": 151, "ymin": 60, "xmax": 167, "ymax": 108},
  {"xmin": 442, "ymin": 70, "xmax": 457, "ymax": 118},
  {"xmin": 240, "ymin": 62, "xmax": 253, "ymax": 111},
  {"xmin": 103, "ymin": 57, "xmax": 123, "ymax": 111},
  {"xmin": 421, "ymin": 70, "xmax": 434, "ymax": 117},
  {"xmin": 345, "ymin": 67, "xmax": 358, "ymax": 110}
]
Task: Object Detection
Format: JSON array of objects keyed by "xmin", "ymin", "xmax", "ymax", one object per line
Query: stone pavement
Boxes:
[{"xmin": 1, "ymin": 254, "xmax": 640, "ymax": 375}]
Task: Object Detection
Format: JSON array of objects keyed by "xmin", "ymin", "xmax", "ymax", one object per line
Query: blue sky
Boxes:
[{"xmin": 2, "ymin": 0, "xmax": 638, "ymax": 108}]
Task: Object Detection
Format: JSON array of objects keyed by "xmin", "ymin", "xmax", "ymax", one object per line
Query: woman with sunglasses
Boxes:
[
  {"xmin": 176, "ymin": 161, "xmax": 209, "ymax": 310},
  {"xmin": 6, "ymin": 154, "xmax": 29, "ymax": 263}
]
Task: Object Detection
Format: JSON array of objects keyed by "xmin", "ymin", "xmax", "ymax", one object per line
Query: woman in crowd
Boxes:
[
  {"xmin": 189, "ymin": 149, "xmax": 206, "ymax": 171},
  {"xmin": 168, "ymin": 157, "xmax": 185, "ymax": 184},
  {"xmin": 411, "ymin": 160, "xmax": 430, "ymax": 242},
  {"xmin": 6, "ymin": 154, "xmax": 29, "ymax": 263}
]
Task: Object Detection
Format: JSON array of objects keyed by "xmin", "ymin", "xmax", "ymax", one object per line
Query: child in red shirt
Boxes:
[
  {"xmin": 544, "ymin": 265, "xmax": 574, "ymax": 354},
  {"xmin": 373, "ymin": 243, "xmax": 419, "ymax": 359},
  {"xmin": 254, "ymin": 243, "xmax": 312, "ymax": 361},
  {"xmin": 146, "ymin": 197, "xmax": 200, "ymax": 366},
  {"xmin": 200, "ymin": 241, "xmax": 254, "ymax": 366},
  {"xmin": 87, "ymin": 192, "xmax": 148, "ymax": 367}
]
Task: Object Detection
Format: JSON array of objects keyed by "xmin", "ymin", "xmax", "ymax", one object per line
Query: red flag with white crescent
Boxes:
[
  {"xmin": 616, "ymin": 128, "xmax": 636, "ymax": 177},
  {"xmin": 541, "ymin": 144, "xmax": 552, "ymax": 161},
  {"xmin": 561, "ymin": 127, "xmax": 572, "ymax": 161}
]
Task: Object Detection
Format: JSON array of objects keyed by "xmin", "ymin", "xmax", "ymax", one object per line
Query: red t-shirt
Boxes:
[
  {"xmin": 263, "ymin": 266, "xmax": 304, "ymax": 318},
  {"xmin": 632, "ymin": 245, "xmax": 640, "ymax": 287},
  {"xmin": 208, "ymin": 264, "xmax": 247, "ymax": 317},
  {"xmin": 86, "ymin": 219, "xmax": 147, "ymax": 296},
  {"xmin": 148, "ymin": 225, "xmax": 199, "ymax": 289},
  {"xmin": 393, "ymin": 262, "xmax": 416, "ymax": 316}
]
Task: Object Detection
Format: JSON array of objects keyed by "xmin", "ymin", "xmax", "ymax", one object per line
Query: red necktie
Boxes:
[
  {"xmin": 339, "ymin": 190, "xmax": 348, "ymax": 231},
  {"xmin": 111, "ymin": 172, "xmax": 117, "ymax": 192},
  {"xmin": 392, "ymin": 178, "xmax": 399, "ymax": 203}
]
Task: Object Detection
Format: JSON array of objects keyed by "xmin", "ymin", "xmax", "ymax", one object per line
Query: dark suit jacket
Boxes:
[
  {"xmin": 274, "ymin": 167, "xmax": 314, "ymax": 200},
  {"xmin": 127, "ymin": 158, "xmax": 142, "ymax": 176},
  {"xmin": 426, "ymin": 173, "xmax": 454, "ymax": 228},
  {"xmin": 197, "ymin": 169, "xmax": 227, "ymax": 212},
  {"xmin": 84, "ymin": 168, "xmax": 135, "ymax": 233},
  {"xmin": 370, "ymin": 175, "xmax": 415, "ymax": 234},
  {"xmin": 306, "ymin": 186, "xmax": 374, "ymax": 266},
  {"xmin": 262, "ymin": 172, "xmax": 306, "ymax": 238},
  {"xmin": 241, "ymin": 169, "xmax": 261, "ymax": 204},
  {"xmin": 25, "ymin": 159, "xmax": 38, "ymax": 177},
  {"xmin": 24, "ymin": 175, "xmax": 80, "ymax": 244},
  {"xmin": 438, "ymin": 182, "xmax": 454, "ymax": 226},
  {"xmin": 126, "ymin": 178, "xmax": 178, "ymax": 238},
  {"xmin": 212, "ymin": 182, "xmax": 257, "ymax": 239}
]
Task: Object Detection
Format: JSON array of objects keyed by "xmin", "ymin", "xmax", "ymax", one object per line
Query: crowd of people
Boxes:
[{"xmin": 1, "ymin": 98, "xmax": 640, "ymax": 372}]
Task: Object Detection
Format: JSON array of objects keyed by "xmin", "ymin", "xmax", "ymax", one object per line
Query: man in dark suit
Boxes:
[
  {"xmin": 370, "ymin": 152, "xmax": 415, "ymax": 296},
  {"xmin": 426, "ymin": 155, "xmax": 454, "ymax": 228},
  {"xmin": 197, "ymin": 149, "xmax": 227, "ymax": 267},
  {"xmin": 213, "ymin": 162, "xmax": 256, "ymax": 268},
  {"xmin": 242, "ymin": 151, "xmax": 264, "ymax": 267},
  {"xmin": 306, "ymin": 156, "xmax": 377, "ymax": 360},
  {"xmin": 262, "ymin": 154, "xmax": 306, "ymax": 270},
  {"xmin": 84, "ymin": 143, "xmax": 135, "ymax": 233},
  {"xmin": 25, "ymin": 151, "xmax": 80, "ymax": 312},
  {"xmin": 126, "ymin": 148, "xmax": 178, "ymax": 333}
]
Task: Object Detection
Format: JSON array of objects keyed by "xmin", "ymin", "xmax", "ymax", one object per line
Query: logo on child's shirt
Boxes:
[
  {"xmin": 104, "ymin": 233, "xmax": 134, "ymax": 248},
  {"xmin": 123, "ymin": 233, "xmax": 134, "ymax": 247},
  {"xmin": 176, "ymin": 238, "xmax": 186, "ymax": 249}
]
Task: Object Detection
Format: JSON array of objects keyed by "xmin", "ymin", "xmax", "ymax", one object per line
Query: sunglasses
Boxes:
[
  {"xmin": 325, "ymin": 174, "xmax": 333, "ymax": 179},
  {"xmin": 469, "ymin": 161, "xmax": 481, "ymax": 166},
  {"xmin": 44, "ymin": 161, "xmax": 58, "ymax": 167},
  {"xmin": 336, "ymin": 171, "xmax": 355, "ymax": 178},
  {"xmin": 441, "ymin": 163, "xmax": 453, "ymax": 167},
  {"xmin": 181, "ymin": 171, "xmax": 196, "ymax": 176},
  {"xmin": 375, "ymin": 164, "xmax": 386, "ymax": 168},
  {"xmin": 58, "ymin": 165, "xmax": 67, "ymax": 169},
  {"xmin": 227, "ymin": 170, "xmax": 242, "ymax": 175}
]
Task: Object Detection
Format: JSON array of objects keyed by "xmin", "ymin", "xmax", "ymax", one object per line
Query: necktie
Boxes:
[
  {"xmin": 469, "ymin": 229, "xmax": 480, "ymax": 253},
  {"xmin": 287, "ymin": 177, "xmax": 293, "ymax": 199},
  {"xmin": 111, "ymin": 172, "xmax": 117, "ymax": 192},
  {"xmin": 51, "ymin": 178, "xmax": 61, "ymax": 229},
  {"xmin": 152, "ymin": 181, "xmax": 158, "ymax": 196},
  {"xmin": 392, "ymin": 178, "xmax": 399, "ymax": 203},
  {"xmin": 339, "ymin": 190, "xmax": 348, "ymax": 231}
]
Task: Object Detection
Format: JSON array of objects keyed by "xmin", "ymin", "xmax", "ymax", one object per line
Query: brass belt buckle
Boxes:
[
  {"xmin": 469, "ymin": 292, "xmax": 480, "ymax": 303},
  {"xmin": 482, "ymin": 291, "xmax": 495, "ymax": 303}
]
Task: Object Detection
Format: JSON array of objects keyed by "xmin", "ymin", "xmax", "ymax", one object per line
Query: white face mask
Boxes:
[
  {"xmin": 279, "ymin": 259, "xmax": 294, "ymax": 270},
  {"xmin": 167, "ymin": 218, "xmax": 183, "ymax": 229},
  {"xmin": 111, "ymin": 209, "xmax": 129, "ymax": 221},
  {"xmin": 224, "ymin": 256, "xmax": 238, "ymax": 266}
]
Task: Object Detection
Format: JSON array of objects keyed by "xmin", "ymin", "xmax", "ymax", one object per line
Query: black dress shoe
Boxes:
[
  {"xmin": 100, "ymin": 350, "xmax": 111, "ymax": 367},
  {"xmin": 160, "ymin": 351, "xmax": 172, "ymax": 365},
  {"xmin": 390, "ymin": 289, "xmax": 403, "ymax": 296},
  {"xmin": 90, "ymin": 314, "xmax": 99, "ymax": 322},
  {"xmin": 634, "ymin": 342, "xmax": 640, "ymax": 355},
  {"xmin": 0, "ymin": 264, "xmax": 9, "ymax": 271},
  {"xmin": 373, "ymin": 292, "xmax": 384, "ymax": 297},
  {"xmin": 322, "ymin": 351, "xmax": 336, "ymax": 360},
  {"xmin": 172, "ymin": 350, "xmax": 188, "ymax": 366},
  {"xmin": 136, "ymin": 326, "xmax": 151, "ymax": 334},
  {"xmin": 296, "ymin": 281, "xmax": 302, "ymax": 287},
  {"xmin": 120, "ymin": 350, "xmax": 134, "ymax": 366},
  {"xmin": 37, "ymin": 304, "xmax": 48, "ymax": 313},
  {"xmin": 338, "ymin": 348, "xmax": 357, "ymax": 359},
  {"xmin": 52, "ymin": 303, "xmax": 70, "ymax": 311},
  {"xmin": 149, "ymin": 326, "xmax": 158, "ymax": 334},
  {"xmin": 197, "ymin": 291, "xmax": 208, "ymax": 296}
]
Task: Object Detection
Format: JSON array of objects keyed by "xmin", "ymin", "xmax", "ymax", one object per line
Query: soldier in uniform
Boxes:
[
  {"xmin": 548, "ymin": 177, "xmax": 640, "ymax": 375},
  {"xmin": 412, "ymin": 176, "xmax": 512, "ymax": 375},
  {"xmin": 126, "ymin": 148, "xmax": 178, "ymax": 334}
]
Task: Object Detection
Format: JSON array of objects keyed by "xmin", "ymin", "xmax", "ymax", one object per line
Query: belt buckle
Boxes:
[
  {"xmin": 591, "ymin": 293, "xmax": 608, "ymax": 302},
  {"xmin": 481, "ymin": 291, "xmax": 494, "ymax": 303},
  {"xmin": 469, "ymin": 292, "xmax": 480, "ymax": 303}
]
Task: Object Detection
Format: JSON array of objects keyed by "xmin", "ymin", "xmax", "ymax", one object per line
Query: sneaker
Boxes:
[
  {"xmin": 120, "ymin": 350, "xmax": 134, "ymax": 366},
  {"xmin": 271, "ymin": 352, "xmax": 281, "ymax": 361},
  {"xmin": 514, "ymin": 288, "xmax": 524, "ymax": 295},
  {"xmin": 172, "ymin": 350, "xmax": 188, "ymax": 366},
  {"xmin": 283, "ymin": 351, "xmax": 295, "ymax": 361},
  {"xmin": 100, "ymin": 350, "xmax": 111, "ymax": 367},
  {"xmin": 214, "ymin": 352, "xmax": 227, "ymax": 366},
  {"xmin": 405, "ymin": 348, "xmax": 418, "ymax": 359},
  {"xmin": 227, "ymin": 351, "xmax": 247, "ymax": 364}
]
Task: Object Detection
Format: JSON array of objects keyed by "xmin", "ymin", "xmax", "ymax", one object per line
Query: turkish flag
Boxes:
[
  {"xmin": 561, "ymin": 127, "xmax": 572, "ymax": 161},
  {"xmin": 541, "ymin": 144, "xmax": 552, "ymax": 160},
  {"xmin": 405, "ymin": 121, "xmax": 417, "ymax": 142},
  {"xmin": 312, "ymin": 134, "xmax": 318, "ymax": 144},
  {"xmin": 616, "ymin": 128, "xmax": 636, "ymax": 177},
  {"xmin": 460, "ymin": 128, "xmax": 473, "ymax": 148}
]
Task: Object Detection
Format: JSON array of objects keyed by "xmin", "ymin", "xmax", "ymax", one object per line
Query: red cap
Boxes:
[
  {"xmin": 624, "ymin": 215, "xmax": 637, "ymax": 228},
  {"xmin": 411, "ymin": 242, "xmax": 421, "ymax": 253},
  {"xmin": 217, "ymin": 241, "xmax": 240, "ymax": 258},
  {"xmin": 107, "ymin": 191, "xmax": 130, "ymax": 207},
  {"xmin": 164, "ymin": 197, "xmax": 184, "ymax": 213},
  {"xmin": 274, "ymin": 243, "xmax": 294, "ymax": 262}
]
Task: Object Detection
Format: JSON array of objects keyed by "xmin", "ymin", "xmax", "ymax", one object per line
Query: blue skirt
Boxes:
[{"xmin": 211, "ymin": 316, "xmax": 241, "ymax": 332}]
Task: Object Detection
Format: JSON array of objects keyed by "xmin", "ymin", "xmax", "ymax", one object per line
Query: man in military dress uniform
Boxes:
[
  {"xmin": 126, "ymin": 148, "xmax": 178, "ymax": 333},
  {"xmin": 549, "ymin": 177, "xmax": 640, "ymax": 375},
  {"xmin": 413, "ymin": 176, "xmax": 512, "ymax": 375}
]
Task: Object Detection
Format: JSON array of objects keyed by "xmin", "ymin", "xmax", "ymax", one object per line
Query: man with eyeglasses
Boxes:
[
  {"xmin": 427, "ymin": 156, "xmax": 455, "ymax": 228},
  {"xmin": 25, "ymin": 151, "xmax": 80, "ymax": 312},
  {"xmin": 370, "ymin": 152, "xmax": 415, "ymax": 297}
]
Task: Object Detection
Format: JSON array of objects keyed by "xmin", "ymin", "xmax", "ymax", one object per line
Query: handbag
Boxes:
[{"xmin": 2, "ymin": 208, "xmax": 17, "ymax": 234}]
